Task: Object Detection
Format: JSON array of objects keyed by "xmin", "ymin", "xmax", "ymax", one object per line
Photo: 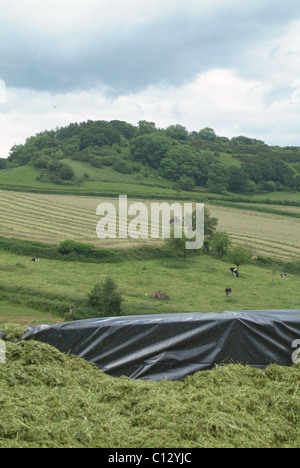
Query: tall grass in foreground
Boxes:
[{"xmin": 0, "ymin": 330, "xmax": 299, "ymax": 448}]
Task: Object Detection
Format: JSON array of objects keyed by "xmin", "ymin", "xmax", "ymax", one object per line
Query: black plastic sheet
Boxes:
[{"xmin": 23, "ymin": 310, "xmax": 300, "ymax": 381}]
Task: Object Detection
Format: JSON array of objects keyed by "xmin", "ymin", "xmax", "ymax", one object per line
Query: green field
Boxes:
[
  {"xmin": 0, "ymin": 184, "xmax": 299, "ymax": 324},
  {"xmin": 0, "ymin": 162, "xmax": 189, "ymax": 199},
  {"xmin": 1, "ymin": 189, "xmax": 300, "ymax": 260},
  {"xmin": 0, "ymin": 250, "xmax": 299, "ymax": 324},
  {"xmin": 0, "ymin": 301, "xmax": 60, "ymax": 325}
]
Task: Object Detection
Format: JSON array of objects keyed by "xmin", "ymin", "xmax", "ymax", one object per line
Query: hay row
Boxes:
[
  {"xmin": 0, "ymin": 198, "xmax": 97, "ymax": 228},
  {"xmin": 230, "ymin": 235, "xmax": 300, "ymax": 260}
]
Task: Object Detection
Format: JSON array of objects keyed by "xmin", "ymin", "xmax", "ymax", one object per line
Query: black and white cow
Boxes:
[
  {"xmin": 230, "ymin": 267, "xmax": 239, "ymax": 277},
  {"xmin": 32, "ymin": 257, "xmax": 40, "ymax": 263},
  {"xmin": 281, "ymin": 273, "xmax": 289, "ymax": 279},
  {"xmin": 225, "ymin": 288, "xmax": 232, "ymax": 296}
]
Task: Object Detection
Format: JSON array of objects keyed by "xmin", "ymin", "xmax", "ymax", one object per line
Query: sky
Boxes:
[{"xmin": 0, "ymin": 0, "xmax": 300, "ymax": 157}]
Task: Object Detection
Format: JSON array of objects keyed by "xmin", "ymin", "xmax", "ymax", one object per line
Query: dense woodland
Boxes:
[{"xmin": 1, "ymin": 120, "xmax": 300, "ymax": 193}]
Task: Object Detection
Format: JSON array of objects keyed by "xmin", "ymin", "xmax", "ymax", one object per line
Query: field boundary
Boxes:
[{"xmin": 1, "ymin": 184, "xmax": 300, "ymax": 207}]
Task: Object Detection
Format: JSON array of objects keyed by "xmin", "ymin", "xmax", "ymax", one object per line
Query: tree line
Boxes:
[{"xmin": 1, "ymin": 119, "xmax": 300, "ymax": 193}]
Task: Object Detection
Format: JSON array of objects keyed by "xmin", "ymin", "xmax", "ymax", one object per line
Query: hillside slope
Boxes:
[{"xmin": 0, "ymin": 120, "xmax": 299, "ymax": 196}]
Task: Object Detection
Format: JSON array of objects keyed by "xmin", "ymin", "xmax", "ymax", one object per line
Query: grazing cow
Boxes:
[
  {"xmin": 225, "ymin": 288, "xmax": 232, "ymax": 296},
  {"xmin": 32, "ymin": 257, "xmax": 40, "ymax": 262},
  {"xmin": 281, "ymin": 273, "xmax": 289, "ymax": 279},
  {"xmin": 230, "ymin": 267, "xmax": 239, "ymax": 277}
]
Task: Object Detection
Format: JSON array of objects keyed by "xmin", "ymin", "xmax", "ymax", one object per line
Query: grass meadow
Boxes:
[
  {"xmin": 0, "ymin": 188, "xmax": 299, "ymax": 324},
  {"xmin": 0, "ymin": 301, "xmax": 59, "ymax": 325},
  {"xmin": 0, "ymin": 250, "xmax": 299, "ymax": 324}
]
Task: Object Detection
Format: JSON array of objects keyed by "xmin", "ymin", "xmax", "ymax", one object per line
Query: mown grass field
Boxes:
[
  {"xmin": 207, "ymin": 204, "xmax": 300, "ymax": 261},
  {"xmin": 1, "ymin": 189, "xmax": 300, "ymax": 260}
]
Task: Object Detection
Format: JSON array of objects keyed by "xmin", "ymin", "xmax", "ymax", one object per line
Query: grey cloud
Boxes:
[{"xmin": 0, "ymin": 0, "xmax": 299, "ymax": 96}]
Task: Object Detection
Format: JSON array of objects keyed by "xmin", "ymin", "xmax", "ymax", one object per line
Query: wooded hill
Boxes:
[{"xmin": 1, "ymin": 120, "xmax": 300, "ymax": 194}]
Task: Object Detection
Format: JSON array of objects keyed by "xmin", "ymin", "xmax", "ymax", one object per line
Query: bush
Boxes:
[
  {"xmin": 87, "ymin": 277, "xmax": 123, "ymax": 317},
  {"xmin": 34, "ymin": 155, "xmax": 51, "ymax": 169},
  {"xmin": 58, "ymin": 240, "xmax": 94, "ymax": 256},
  {"xmin": 102, "ymin": 156, "xmax": 119, "ymax": 167},
  {"xmin": 58, "ymin": 164, "xmax": 75, "ymax": 181},
  {"xmin": 179, "ymin": 175, "xmax": 195, "ymax": 191},
  {"xmin": 0, "ymin": 158, "xmax": 7, "ymax": 170},
  {"xmin": 227, "ymin": 247, "xmax": 251, "ymax": 269},
  {"xmin": 113, "ymin": 160, "xmax": 134, "ymax": 174},
  {"xmin": 90, "ymin": 157, "xmax": 103, "ymax": 168},
  {"xmin": 210, "ymin": 232, "xmax": 232, "ymax": 258}
]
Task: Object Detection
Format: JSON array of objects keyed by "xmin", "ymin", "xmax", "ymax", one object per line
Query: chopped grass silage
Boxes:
[{"xmin": 0, "ymin": 326, "xmax": 299, "ymax": 448}]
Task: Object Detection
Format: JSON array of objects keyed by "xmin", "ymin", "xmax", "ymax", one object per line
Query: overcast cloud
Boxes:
[{"xmin": 0, "ymin": 0, "xmax": 300, "ymax": 157}]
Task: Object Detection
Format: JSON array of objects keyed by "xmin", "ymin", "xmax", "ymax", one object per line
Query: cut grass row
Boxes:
[
  {"xmin": 230, "ymin": 235, "xmax": 300, "ymax": 261},
  {"xmin": 208, "ymin": 204, "xmax": 300, "ymax": 261},
  {"xmin": 1, "ymin": 190, "xmax": 300, "ymax": 259}
]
